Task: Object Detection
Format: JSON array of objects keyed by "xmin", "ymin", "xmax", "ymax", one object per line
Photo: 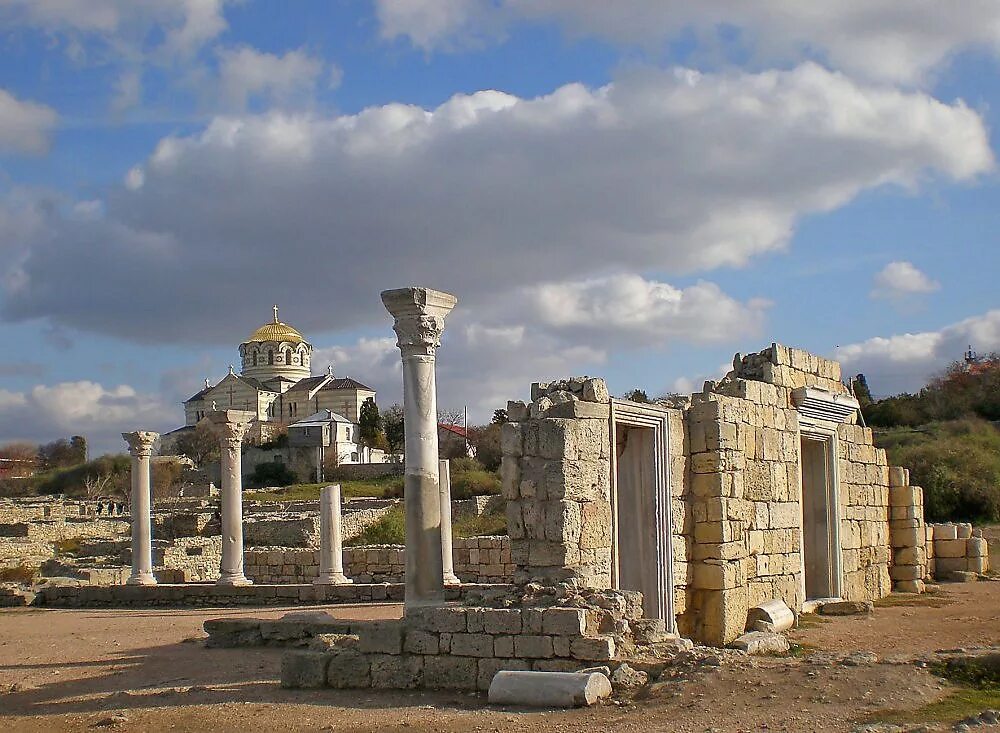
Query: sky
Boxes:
[{"xmin": 0, "ymin": 1, "xmax": 999, "ymax": 456}]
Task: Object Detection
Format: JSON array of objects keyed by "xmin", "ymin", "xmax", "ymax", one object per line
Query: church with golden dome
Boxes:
[{"xmin": 179, "ymin": 307, "xmax": 376, "ymax": 445}]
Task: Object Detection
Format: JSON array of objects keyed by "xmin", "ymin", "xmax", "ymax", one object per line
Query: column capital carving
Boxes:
[
  {"xmin": 381, "ymin": 287, "xmax": 457, "ymax": 356},
  {"xmin": 122, "ymin": 431, "xmax": 159, "ymax": 458},
  {"xmin": 205, "ymin": 410, "xmax": 255, "ymax": 448}
]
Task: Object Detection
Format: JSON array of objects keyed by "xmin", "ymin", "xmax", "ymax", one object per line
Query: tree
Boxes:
[
  {"xmin": 437, "ymin": 407, "xmax": 464, "ymax": 426},
  {"xmin": 0, "ymin": 442, "xmax": 38, "ymax": 461},
  {"xmin": 623, "ymin": 389, "xmax": 650, "ymax": 403},
  {"xmin": 359, "ymin": 397, "xmax": 384, "ymax": 448},
  {"xmin": 38, "ymin": 438, "xmax": 86, "ymax": 470},
  {"xmin": 382, "ymin": 404, "xmax": 405, "ymax": 454},
  {"xmin": 174, "ymin": 421, "xmax": 220, "ymax": 466},
  {"xmin": 469, "ymin": 423, "xmax": 502, "ymax": 472},
  {"xmin": 852, "ymin": 374, "xmax": 873, "ymax": 407},
  {"xmin": 491, "ymin": 409, "xmax": 508, "ymax": 424}
]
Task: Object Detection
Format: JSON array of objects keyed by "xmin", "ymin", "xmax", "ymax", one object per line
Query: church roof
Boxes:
[
  {"xmin": 291, "ymin": 409, "xmax": 353, "ymax": 426},
  {"xmin": 290, "ymin": 375, "xmax": 375, "ymax": 393},
  {"xmin": 245, "ymin": 305, "xmax": 306, "ymax": 344},
  {"xmin": 184, "ymin": 372, "xmax": 277, "ymax": 403}
]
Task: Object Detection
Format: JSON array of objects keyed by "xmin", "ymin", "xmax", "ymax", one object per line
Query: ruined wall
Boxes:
[
  {"xmin": 501, "ymin": 378, "xmax": 613, "ymax": 587},
  {"xmin": 679, "ymin": 343, "xmax": 894, "ymax": 643},
  {"xmin": 244, "ymin": 537, "xmax": 515, "ymax": 585}
]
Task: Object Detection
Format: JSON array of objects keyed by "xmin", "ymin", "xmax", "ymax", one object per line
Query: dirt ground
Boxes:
[{"xmin": 2, "ymin": 583, "xmax": 1000, "ymax": 733}]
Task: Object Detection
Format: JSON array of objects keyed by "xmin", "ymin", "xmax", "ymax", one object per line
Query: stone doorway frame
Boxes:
[
  {"xmin": 792, "ymin": 386, "xmax": 858, "ymax": 607},
  {"xmin": 609, "ymin": 399, "xmax": 676, "ymax": 631},
  {"xmin": 797, "ymin": 424, "xmax": 843, "ymax": 602}
]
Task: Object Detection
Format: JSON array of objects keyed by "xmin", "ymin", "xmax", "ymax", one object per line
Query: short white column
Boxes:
[
  {"xmin": 207, "ymin": 410, "xmax": 255, "ymax": 586},
  {"xmin": 439, "ymin": 459, "xmax": 461, "ymax": 585},
  {"xmin": 382, "ymin": 287, "xmax": 457, "ymax": 610},
  {"xmin": 315, "ymin": 484, "xmax": 352, "ymax": 585},
  {"xmin": 122, "ymin": 430, "xmax": 158, "ymax": 586}
]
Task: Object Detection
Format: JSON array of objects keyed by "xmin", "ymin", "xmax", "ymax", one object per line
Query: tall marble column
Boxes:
[
  {"xmin": 439, "ymin": 459, "xmax": 461, "ymax": 585},
  {"xmin": 315, "ymin": 484, "xmax": 352, "ymax": 585},
  {"xmin": 206, "ymin": 410, "xmax": 255, "ymax": 586},
  {"xmin": 381, "ymin": 287, "xmax": 457, "ymax": 609},
  {"xmin": 122, "ymin": 430, "xmax": 158, "ymax": 586}
]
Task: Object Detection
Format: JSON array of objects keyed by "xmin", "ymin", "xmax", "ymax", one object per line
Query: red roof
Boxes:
[{"xmin": 438, "ymin": 424, "xmax": 468, "ymax": 438}]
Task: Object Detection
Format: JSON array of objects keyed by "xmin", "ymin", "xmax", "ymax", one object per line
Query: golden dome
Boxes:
[{"xmin": 246, "ymin": 306, "xmax": 305, "ymax": 344}]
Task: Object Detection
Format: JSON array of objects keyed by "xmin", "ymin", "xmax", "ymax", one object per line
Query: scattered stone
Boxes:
[
  {"xmin": 747, "ymin": 599, "xmax": 795, "ymax": 633},
  {"xmin": 91, "ymin": 713, "xmax": 129, "ymax": 728},
  {"xmin": 610, "ymin": 663, "xmax": 648, "ymax": 691},
  {"xmin": 841, "ymin": 651, "xmax": 879, "ymax": 666},
  {"xmin": 819, "ymin": 600, "xmax": 875, "ymax": 616},
  {"xmin": 488, "ymin": 671, "xmax": 612, "ymax": 708},
  {"xmin": 730, "ymin": 631, "xmax": 790, "ymax": 655}
]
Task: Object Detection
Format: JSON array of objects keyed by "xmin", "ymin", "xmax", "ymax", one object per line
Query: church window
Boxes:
[
  {"xmin": 268, "ymin": 350, "xmax": 274, "ymax": 365},
  {"xmin": 285, "ymin": 348, "xmax": 292, "ymax": 365},
  {"xmin": 253, "ymin": 351, "xmax": 258, "ymax": 366}
]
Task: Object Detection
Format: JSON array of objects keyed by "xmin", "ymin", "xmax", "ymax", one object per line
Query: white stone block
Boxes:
[
  {"xmin": 746, "ymin": 599, "xmax": 794, "ymax": 633},
  {"xmin": 488, "ymin": 671, "xmax": 612, "ymax": 708}
]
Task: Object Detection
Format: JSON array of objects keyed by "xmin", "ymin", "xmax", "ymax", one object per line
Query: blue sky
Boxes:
[{"xmin": 0, "ymin": 1, "xmax": 998, "ymax": 455}]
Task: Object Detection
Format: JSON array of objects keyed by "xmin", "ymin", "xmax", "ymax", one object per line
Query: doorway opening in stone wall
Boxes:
[
  {"xmin": 610, "ymin": 400, "xmax": 674, "ymax": 629},
  {"xmin": 800, "ymin": 434, "xmax": 842, "ymax": 600}
]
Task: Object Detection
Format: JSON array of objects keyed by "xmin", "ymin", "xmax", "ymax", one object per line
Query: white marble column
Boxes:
[
  {"xmin": 381, "ymin": 287, "xmax": 457, "ymax": 609},
  {"xmin": 122, "ymin": 431, "xmax": 158, "ymax": 586},
  {"xmin": 315, "ymin": 484, "xmax": 352, "ymax": 585},
  {"xmin": 206, "ymin": 410, "xmax": 255, "ymax": 586},
  {"xmin": 439, "ymin": 459, "xmax": 461, "ymax": 585}
]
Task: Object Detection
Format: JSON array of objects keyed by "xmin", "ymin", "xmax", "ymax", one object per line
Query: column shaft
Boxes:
[
  {"xmin": 123, "ymin": 431, "xmax": 158, "ymax": 586},
  {"xmin": 315, "ymin": 484, "xmax": 351, "ymax": 584},
  {"xmin": 440, "ymin": 459, "xmax": 460, "ymax": 584}
]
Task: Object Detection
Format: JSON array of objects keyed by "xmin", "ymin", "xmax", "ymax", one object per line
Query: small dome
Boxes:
[{"xmin": 246, "ymin": 306, "xmax": 305, "ymax": 344}]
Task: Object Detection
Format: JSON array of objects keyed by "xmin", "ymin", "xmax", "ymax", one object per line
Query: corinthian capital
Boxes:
[
  {"xmin": 381, "ymin": 287, "xmax": 457, "ymax": 356},
  {"xmin": 122, "ymin": 431, "xmax": 159, "ymax": 458},
  {"xmin": 205, "ymin": 410, "xmax": 255, "ymax": 448}
]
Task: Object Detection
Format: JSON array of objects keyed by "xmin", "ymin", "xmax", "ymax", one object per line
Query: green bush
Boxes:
[
  {"xmin": 247, "ymin": 460, "xmax": 297, "ymax": 488},
  {"xmin": 453, "ymin": 510, "xmax": 507, "ymax": 538},
  {"xmin": 450, "ymin": 470, "xmax": 501, "ymax": 498},
  {"xmin": 32, "ymin": 454, "xmax": 130, "ymax": 497},
  {"xmin": 876, "ymin": 419, "xmax": 1000, "ymax": 522},
  {"xmin": 449, "ymin": 456, "xmax": 485, "ymax": 473},
  {"xmin": 346, "ymin": 506, "xmax": 405, "ymax": 545}
]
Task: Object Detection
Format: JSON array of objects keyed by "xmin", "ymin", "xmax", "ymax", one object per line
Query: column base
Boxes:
[
  {"xmin": 314, "ymin": 573, "xmax": 353, "ymax": 586},
  {"xmin": 443, "ymin": 573, "xmax": 462, "ymax": 585},
  {"xmin": 216, "ymin": 574, "xmax": 253, "ymax": 586},
  {"xmin": 126, "ymin": 573, "xmax": 157, "ymax": 586}
]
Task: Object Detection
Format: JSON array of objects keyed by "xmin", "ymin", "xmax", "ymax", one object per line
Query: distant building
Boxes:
[
  {"xmin": 163, "ymin": 306, "xmax": 377, "ymax": 450},
  {"xmin": 0, "ymin": 458, "xmax": 37, "ymax": 480},
  {"xmin": 438, "ymin": 423, "xmax": 475, "ymax": 459}
]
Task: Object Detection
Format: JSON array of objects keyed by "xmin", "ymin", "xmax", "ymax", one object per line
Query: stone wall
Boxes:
[
  {"xmin": 888, "ymin": 467, "xmax": 927, "ymax": 592},
  {"xmin": 928, "ymin": 523, "xmax": 990, "ymax": 578},
  {"xmin": 161, "ymin": 536, "xmax": 223, "ymax": 581},
  {"xmin": 289, "ymin": 586, "xmax": 664, "ymax": 692},
  {"xmin": 244, "ymin": 537, "xmax": 515, "ymax": 585},
  {"xmin": 501, "ymin": 377, "xmax": 613, "ymax": 587}
]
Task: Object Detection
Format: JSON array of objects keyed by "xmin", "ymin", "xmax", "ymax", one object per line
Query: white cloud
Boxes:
[
  {"xmin": 0, "ymin": 65, "xmax": 992, "ymax": 346},
  {"xmin": 215, "ymin": 46, "xmax": 326, "ymax": 111},
  {"xmin": 838, "ymin": 309, "xmax": 1000, "ymax": 396},
  {"xmin": 374, "ymin": 0, "xmax": 1000, "ymax": 84},
  {"xmin": 0, "ymin": 0, "xmax": 232, "ymax": 58},
  {"xmin": 871, "ymin": 260, "xmax": 940, "ymax": 303},
  {"xmin": 528, "ymin": 275, "xmax": 769, "ymax": 344},
  {"xmin": 0, "ymin": 380, "xmax": 174, "ymax": 455},
  {"xmin": 0, "ymin": 89, "xmax": 57, "ymax": 155}
]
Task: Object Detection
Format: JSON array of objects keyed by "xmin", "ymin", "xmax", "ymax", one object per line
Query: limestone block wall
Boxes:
[
  {"xmin": 244, "ymin": 537, "xmax": 515, "ymax": 585},
  {"xmin": 307, "ymin": 587, "xmax": 651, "ymax": 692},
  {"xmin": 501, "ymin": 377, "xmax": 613, "ymax": 587},
  {"xmin": 836, "ymin": 425, "xmax": 892, "ymax": 599},
  {"xmin": 888, "ymin": 466, "xmax": 927, "ymax": 592},
  {"xmin": 928, "ymin": 523, "xmax": 990, "ymax": 577},
  {"xmin": 161, "ymin": 536, "xmax": 223, "ymax": 581},
  {"xmin": 667, "ymin": 407, "xmax": 692, "ymax": 629}
]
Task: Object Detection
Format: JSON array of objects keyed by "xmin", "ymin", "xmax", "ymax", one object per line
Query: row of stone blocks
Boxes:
[
  {"xmin": 33, "ymin": 582, "xmax": 507, "ymax": 608},
  {"xmin": 283, "ymin": 595, "xmax": 658, "ymax": 693},
  {"xmin": 887, "ymin": 468, "xmax": 927, "ymax": 593}
]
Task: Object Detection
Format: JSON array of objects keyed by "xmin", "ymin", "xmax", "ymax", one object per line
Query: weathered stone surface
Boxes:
[
  {"xmin": 610, "ymin": 663, "xmax": 648, "ymax": 690},
  {"xmin": 488, "ymin": 671, "xmax": 612, "ymax": 708},
  {"xmin": 422, "ymin": 655, "xmax": 478, "ymax": 690},
  {"xmin": 730, "ymin": 631, "xmax": 790, "ymax": 655},
  {"xmin": 325, "ymin": 647, "xmax": 372, "ymax": 688},
  {"xmin": 477, "ymin": 658, "xmax": 531, "ymax": 692},
  {"xmin": 370, "ymin": 654, "xmax": 423, "ymax": 689},
  {"xmin": 746, "ymin": 599, "xmax": 795, "ymax": 633},
  {"xmin": 570, "ymin": 636, "xmax": 615, "ymax": 661},
  {"xmin": 819, "ymin": 600, "xmax": 874, "ymax": 616},
  {"xmin": 280, "ymin": 651, "xmax": 330, "ymax": 688},
  {"xmin": 359, "ymin": 620, "xmax": 404, "ymax": 654}
]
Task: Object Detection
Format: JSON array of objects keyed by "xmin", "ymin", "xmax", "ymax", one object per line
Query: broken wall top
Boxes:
[{"xmin": 715, "ymin": 343, "xmax": 846, "ymax": 396}]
